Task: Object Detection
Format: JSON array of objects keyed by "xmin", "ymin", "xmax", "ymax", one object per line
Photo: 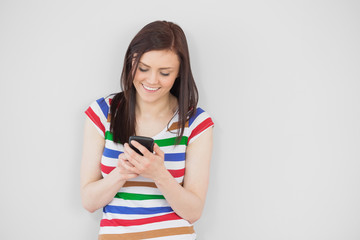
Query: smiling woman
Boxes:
[{"xmin": 81, "ymin": 20, "xmax": 214, "ymax": 240}]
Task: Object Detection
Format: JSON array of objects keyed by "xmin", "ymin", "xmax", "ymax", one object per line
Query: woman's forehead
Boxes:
[{"xmin": 139, "ymin": 50, "xmax": 180, "ymax": 68}]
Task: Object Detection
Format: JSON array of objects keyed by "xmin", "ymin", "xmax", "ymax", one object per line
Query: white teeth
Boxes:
[{"xmin": 143, "ymin": 84, "xmax": 159, "ymax": 91}]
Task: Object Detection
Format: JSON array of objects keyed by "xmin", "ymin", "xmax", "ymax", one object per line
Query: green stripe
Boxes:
[
  {"xmin": 105, "ymin": 131, "xmax": 188, "ymax": 146},
  {"xmin": 155, "ymin": 137, "xmax": 188, "ymax": 146},
  {"xmin": 105, "ymin": 131, "xmax": 114, "ymax": 141},
  {"xmin": 115, "ymin": 192, "xmax": 165, "ymax": 200}
]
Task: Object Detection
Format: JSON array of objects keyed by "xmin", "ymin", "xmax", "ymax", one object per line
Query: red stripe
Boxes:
[
  {"xmin": 100, "ymin": 212, "xmax": 181, "ymax": 227},
  {"xmin": 101, "ymin": 164, "xmax": 185, "ymax": 178},
  {"xmin": 188, "ymin": 117, "xmax": 214, "ymax": 144},
  {"xmin": 169, "ymin": 168, "xmax": 185, "ymax": 178},
  {"xmin": 101, "ymin": 164, "xmax": 115, "ymax": 174},
  {"xmin": 85, "ymin": 107, "xmax": 105, "ymax": 135}
]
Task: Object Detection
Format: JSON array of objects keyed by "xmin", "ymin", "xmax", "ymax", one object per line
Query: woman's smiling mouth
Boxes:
[{"xmin": 142, "ymin": 84, "xmax": 160, "ymax": 92}]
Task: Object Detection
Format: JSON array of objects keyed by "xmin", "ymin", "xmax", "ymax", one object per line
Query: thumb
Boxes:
[{"xmin": 153, "ymin": 143, "xmax": 164, "ymax": 157}]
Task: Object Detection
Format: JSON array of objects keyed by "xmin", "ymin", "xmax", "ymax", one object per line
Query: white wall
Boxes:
[{"xmin": 1, "ymin": 0, "xmax": 360, "ymax": 239}]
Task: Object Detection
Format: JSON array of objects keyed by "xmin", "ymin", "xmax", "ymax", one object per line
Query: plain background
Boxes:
[{"xmin": 1, "ymin": 0, "xmax": 360, "ymax": 239}]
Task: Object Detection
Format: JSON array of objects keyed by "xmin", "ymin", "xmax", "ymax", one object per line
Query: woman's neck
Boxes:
[{"xmin": 135, "ymin": 94, "xmax": 178, "ymax": 119}]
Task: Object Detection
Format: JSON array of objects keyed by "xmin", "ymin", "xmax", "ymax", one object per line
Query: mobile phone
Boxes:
[{"xmin": 129, "ymin": 136, "xmax": 154, "ymax": 156}]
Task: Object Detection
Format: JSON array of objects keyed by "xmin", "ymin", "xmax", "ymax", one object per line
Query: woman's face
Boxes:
[{"xmin": 133, "ymin": 50, "xmax": 180, "ymax": 104}]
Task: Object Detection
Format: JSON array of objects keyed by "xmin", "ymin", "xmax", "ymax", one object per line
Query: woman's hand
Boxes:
[
  {"xmin": 117, "ymin": 153, "xmax": 139, "ymax": 180},
  {"xmin": 121, "ymin": 141, "xmax": 167, "ymax": 181}
]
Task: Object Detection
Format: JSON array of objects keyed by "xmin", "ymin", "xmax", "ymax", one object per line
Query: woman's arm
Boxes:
[
  {"xmin": 156, "ymin": 127, "xmax": 213, "ymax": 223},
  {"xmin": 80, "ymin": 117, "xmax": 137, "ymax": 213},
  {"xmin": 122, "ymin": 127, "xmax": 213, "ymax": 223}
]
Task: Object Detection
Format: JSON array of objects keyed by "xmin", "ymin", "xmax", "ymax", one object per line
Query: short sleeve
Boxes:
[
  {"xmin": 187, "ymin": 108, "xmax": 214, "ymax": 145},
  {"xmin": 84, "ymin": 97, "xmax": 110, "ymax": 137}
]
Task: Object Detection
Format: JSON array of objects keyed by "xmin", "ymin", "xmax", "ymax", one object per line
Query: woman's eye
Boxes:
[
  {"xmin": 160, "ymin": 72, "xmax": 170, "ymax": 76},
  {"xmin": 139, "ymin": 67, "xmax": 148, "ymax": 72}
]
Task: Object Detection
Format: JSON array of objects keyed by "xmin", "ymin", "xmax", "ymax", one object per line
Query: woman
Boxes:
[{"xmin": 81, "ymin": 20, "xmax": 214, "ymax": 240}]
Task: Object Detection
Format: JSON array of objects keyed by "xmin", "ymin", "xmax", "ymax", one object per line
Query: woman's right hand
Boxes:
[{"xmin": 117, "ymin": 153, "xmax": 139, "ymax": 180}]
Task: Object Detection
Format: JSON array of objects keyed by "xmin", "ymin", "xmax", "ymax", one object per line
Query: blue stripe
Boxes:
[
  {"xmin": 103, "ymin": 148, "xmax": 184, "ymax": 161},
  {"xmin": 189, "ymin": 108, "xmax": 204, "ymax": 127},
  {"xmin": 103, "ymin": 205, "xmax": 173, "ymax": 214},
  {"xmin": 96, "ymin": 98, "xmax": 109, "ymax": 119},
  {"xmin": 164, "ymin": 152, "xmax": 185, "ymax": 162},
  {"xmin": 103, "ymin": 148, "xmax": 122, "ymax": 158}
]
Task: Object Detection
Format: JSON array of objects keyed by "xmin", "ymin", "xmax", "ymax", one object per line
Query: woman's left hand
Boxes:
[{"xmin": 122, "ymin": 141, "xmax": 167, "ymax": 180}]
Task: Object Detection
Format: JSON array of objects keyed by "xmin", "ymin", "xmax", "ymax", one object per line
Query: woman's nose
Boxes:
[{"xmin": 147, "ymin": 72, "xmax": 158, "ymax": 84}]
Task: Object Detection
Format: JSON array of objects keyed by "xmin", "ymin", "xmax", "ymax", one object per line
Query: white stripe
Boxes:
[
  {"xmin": 104, "ymin": 139, "xmax": 120, "ymax": 148},
  {"xmin": 101, "ymin": 173, "xmax": 183, "ymax": 185},
  {"xmin": 154, "ymin": 130, "xmax": 178, "ymax": 139},
  {"xmin": 101, "ymin": 155, "xmax": 117, "ymax": 166},
  {"xmin": 160, "ymin": 145, "xmax": 186, "ymax": 153},
  {"xmin": 120, "ymin": 186, "xmax": 162, "ymax": 195},
  {"xmin": 109, "ymin": 198, "xmax": 170, "ymax": 208},
  {"xmin": 101, "ymin": 157, "xmax": 189, "ymax": 172},
  {"xmin": 164, "ymin": 161, "xmax": 185, "ymax": 170},
  {"xmin": 128, "ymin": 176, "xmax": 152, "ymax": 182}
]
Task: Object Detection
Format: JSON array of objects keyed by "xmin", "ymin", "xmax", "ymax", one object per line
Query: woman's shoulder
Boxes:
[
  {"xmin": 186, "ymin": 107, "xmax": 214, "ymax": 144},
  {"xmin": 188, "ymin": 107, "xmax": 214, "ymax": 128},
  {"xmin": 85, "ymin": 94, "xmax": 117, "ymax": 137},
  {"xmin": 85, "ymin": 93, "xmax": 118, "ymax": 122}
]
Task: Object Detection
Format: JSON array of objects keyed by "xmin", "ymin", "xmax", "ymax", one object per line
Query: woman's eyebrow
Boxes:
[
  {"xmin": 139, "ymin": 61, "xmax": 150, "ymax": 67},
  {"xmin": 139, "ymin": 61, "xmax": 174, "ymax": 70}
]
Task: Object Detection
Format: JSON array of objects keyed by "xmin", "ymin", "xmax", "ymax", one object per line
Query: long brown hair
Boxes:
[{"xmin": 110, "ymin": 20, "xmax": 198, "ymax": 144}]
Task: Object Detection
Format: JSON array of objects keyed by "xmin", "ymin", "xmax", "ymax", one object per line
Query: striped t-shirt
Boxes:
[{"xmin": 85, "ymin": 96, "xmax": 214, "ymax": 240}]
